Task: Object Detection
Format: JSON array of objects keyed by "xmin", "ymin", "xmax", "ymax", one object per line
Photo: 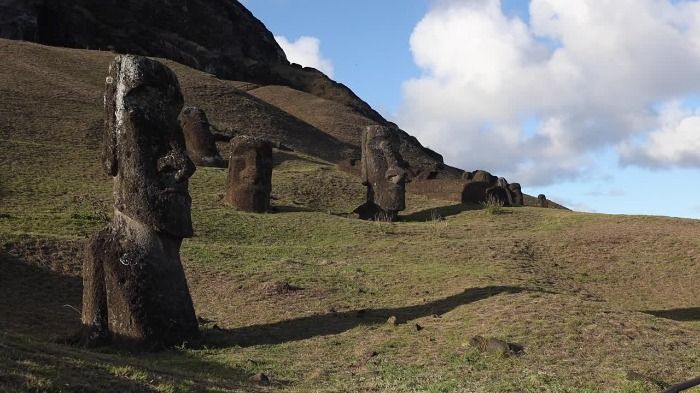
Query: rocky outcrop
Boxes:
[{"xmin": 461, "ymin": 170, "xmax": 520, "ymax": 206}]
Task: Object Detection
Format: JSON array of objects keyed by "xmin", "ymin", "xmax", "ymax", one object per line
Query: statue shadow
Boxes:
[
  {"xmin": 271, "ymin": 205, "xmax": 315, "ymax": 213},
  {"xmin": 644, "ymin": 308, "xmax": 700, "ymax": 322},
  {"xmin": 0, "ymin": 251, "xmax": 258, "ymax": 391},
  {"xmin": 401, "ymin": 204, "xmax": 481, "ymax": 222},
  {"xmin": 201, "ymin": 286, "xmax": 535, "ymax": 348}
]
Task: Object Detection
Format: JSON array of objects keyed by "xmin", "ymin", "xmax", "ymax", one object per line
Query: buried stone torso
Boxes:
[
  {"xmin": 360, "ymin": 125, "xmax": 408, "ymax": 214},
  {"xmin": 80, "ymin": 55, "xmax": 198, "ymax": 350}
]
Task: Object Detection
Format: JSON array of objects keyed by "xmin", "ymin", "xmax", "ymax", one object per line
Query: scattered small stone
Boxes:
[
  {"xmin": 415, "ymin": 324, "xmax": 424, "ymax": 331},
  {"xmin": 250, "ymin": 373, "xmax": 270, "ymax": 386},
  {"xmin": 0, "ymin": 213, "xmax": 11, "ymax": 219},
  {"xmin": 469, "ymin": 336, "xmax": 524, "ymax": 357},
  {"xmin": 387, "ymin": 316, "xmax": 398, "ymax": 326}
]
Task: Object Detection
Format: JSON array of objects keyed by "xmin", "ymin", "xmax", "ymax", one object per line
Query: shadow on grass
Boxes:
[
  {"xmin": 401, "ymin": 203, "xmax": 481, "ymax": 222},
  {"xmin": 204, "ymin": 286, "xmax": 534, "ymax": 348},
  {"xmin": 0, "ymin": 250, "xmax": 257, "ymax": 392},
  {"xmin": 271, "ymin": 204, "xmax": 315, "ymax": 213},
  {"xmin": 645, "ymin": 308, "xmax": 700, "ymax": 322}
]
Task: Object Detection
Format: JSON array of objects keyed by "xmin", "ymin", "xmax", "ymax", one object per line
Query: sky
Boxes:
[{"xmin": 243, "ymin": 0, "xmax": 700, "ymax": 219}]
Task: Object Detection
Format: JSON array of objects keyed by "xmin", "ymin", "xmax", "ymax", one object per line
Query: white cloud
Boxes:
[
  {"xmin": 398, "ymin": 0, "xmax": 700, "ymax": 186},
  {"xmin": 620, "ymin": 101, "xmax": 700, "ymax": 167},
  {"xmin": 275, "ymin": 35, "xmax": 334, "ymax": 77}
]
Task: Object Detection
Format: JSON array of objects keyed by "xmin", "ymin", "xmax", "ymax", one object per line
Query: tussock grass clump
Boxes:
[{"xmin": 482, "ymin": 195, "xmax": 505, "ymax": 215}]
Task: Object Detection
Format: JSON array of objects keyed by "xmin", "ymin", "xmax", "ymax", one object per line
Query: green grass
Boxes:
[{"xmin": 2, "ymin": 40, "xmax": 700, "ymax": 392}]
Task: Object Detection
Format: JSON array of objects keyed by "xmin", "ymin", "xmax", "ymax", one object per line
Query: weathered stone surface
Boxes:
[
  {"xmin": 461, "ymin": 170, "xmax": 497, "ymax": 205},
  {"xmin": 472, "ymin": 170, "xmax": 496, "ymax": 184},
  {"xmin": 225, "ymin": 135, "xmax": 273, "ymax": 213},
  {"xmin": 538, "ymin": 194, "xmax": 549, "ymax": 208},
  {"xmin": 180, "ymin": 106, "xmax": 226, "ymax": 168},
  {"xmin": 508, "ymin": 183, "xmax": 524, "ymax": 206},
  {"xmin": 469, "ymin": 336, "xmax": 524, "ymax": 357},
  {"xmin": 486, "ymin": 186, "xmax": 511, "ymax": 206},
  {"xmin": 80, "ymin": 55, "xmax": 198, "ymax": 350},
  {"xmin": 497, "ymin": 177, "xmax": 514, "ymax": 206},
  {"xmin": 354, "ymin": 125, "xmax": 408, "ymax": 221},
  {"xmin": 461, "ymin": 170, "xmax": 522, "ymax": 207}
]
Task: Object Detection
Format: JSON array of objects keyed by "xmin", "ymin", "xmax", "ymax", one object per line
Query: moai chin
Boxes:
[
  {"xmin": 180, "ymin": 107, "xmax": 226, "ymax": 168},
  {"xmin": 80, "ymin": 55, "xmax": 199, "ymax": 350},
  {"xmin": 225, "ymin": 135, "xmax": 273, "ymax": 213},
  {"xmin": 354, "ymin": 125, "xmax": 409, "ymax": 221}
]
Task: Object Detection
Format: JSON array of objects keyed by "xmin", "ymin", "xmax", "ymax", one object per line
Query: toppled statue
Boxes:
[
  {"xmin": 461, "ymin": 170, "xmax": 517, "ymax": 207},
  {"xmin": 180, "ymin": 106, "xmax": 227, "ymax": 167},
  {"xmin": 353, "ymin": 125, "xmax": 409, "ymax": 221},
  {"xmin": 79, "ymin": 55, "xmax": 199, "ymax": 350},
  {"xmin": 225, "ymin": 135, "xmax": 273, "ymax": 213},
  {"xmin": 538, "ymin": 194, "xmax": 549, "ymax": 208}
]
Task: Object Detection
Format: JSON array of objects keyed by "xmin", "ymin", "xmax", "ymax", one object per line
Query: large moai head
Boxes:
[
  {"xmin": 461, "ymin": 169, "xmax": 496, "ymax": 205},
  {"xmin": 103, "ymin": 55, "xmax": 195, "ymax": 238},
  {"xmin": 508, "ymin": 183, "xmax": 524, "ymax": 206},
  {"xmin": 360, "ymin": 125, "xmax": 408, "ymax": 213},
  {"xmin": 538, "ymin": 194, "xmax": 549, "ymax": 208},
  {"xmin": 225, "ymin": 135, "xmax": 273, "ymax": 213},
  {"xmin": 179, "ymin": 106, "xmax": 226, "ymax": 168}
]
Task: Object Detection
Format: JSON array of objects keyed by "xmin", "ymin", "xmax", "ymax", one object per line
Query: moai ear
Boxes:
[
  {"xmin": 102, "ymin": 58, "xmax": 120, "ymax": 177},
  {"xmin": 102, "ymin": 117, "xmax": 118, "ymax": 176}
]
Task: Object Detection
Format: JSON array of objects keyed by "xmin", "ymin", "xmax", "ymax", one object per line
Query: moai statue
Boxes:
[
  {"xmin": 225, "ymin": 135, "xmax": 273, "ymax": 213},
  {"xmin": 538, "ymin": 194, "xmax": 549, "ymax": 208},
  {"xmin": 79, "ymin": 55, "xmax": 199, "ymax": 350},
  {"xmin": 462, "ymin": 170, "xmax": 521, "ymax": 207},
  {"xmin": 180, "ymin": 107, "xmax": 226, "ymax": 167},
  {"xmin": 461, "ymin": 169, "xmax": 497, "ymax": 205},
  {"xmin": 353, "ymin": 125, "xmax": 409, "ymax": 221},
  {"xmin": 508, "ymin": 183, "xmax": 524, "ymax": 206},
  {"xmin": 496, "ymin": 177, "xmax": 514, "ymax": 206}
]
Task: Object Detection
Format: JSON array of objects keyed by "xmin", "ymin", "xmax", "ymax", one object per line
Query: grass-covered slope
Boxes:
[{"xmin": 1, "ymin": 39, "xmax": 699, "ymax": 392}]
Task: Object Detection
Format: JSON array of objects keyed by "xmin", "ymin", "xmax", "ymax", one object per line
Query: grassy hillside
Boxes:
[{"xmin": 1, "ymin": 39, "xmax": 699, "ymax": 392}]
